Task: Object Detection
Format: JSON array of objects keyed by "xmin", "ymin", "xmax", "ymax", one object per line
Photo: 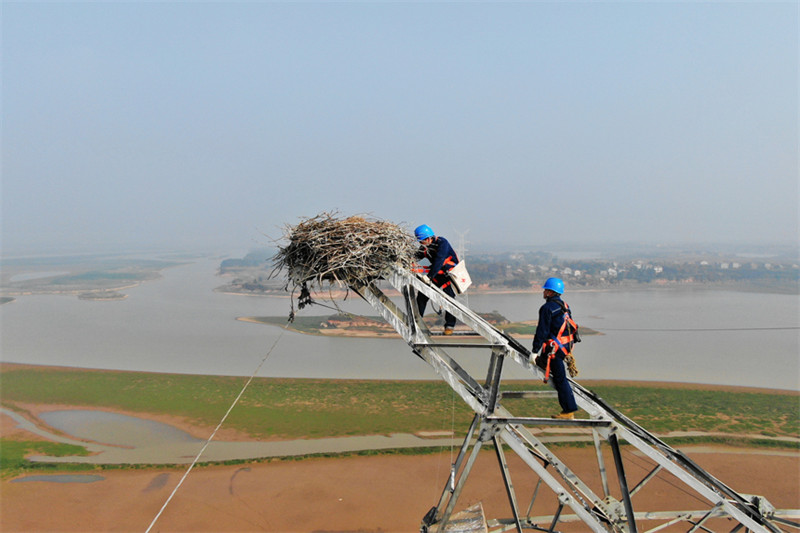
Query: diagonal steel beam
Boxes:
[{"xmin": 350, "ymin": 267, "xmax": 787, "ymax": 533}]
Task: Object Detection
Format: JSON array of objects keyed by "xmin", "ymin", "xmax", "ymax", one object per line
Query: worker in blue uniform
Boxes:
[
  {"xmin": 414, "ymin": 224, "xmax": 459, "ymax": 335},
  {"xmin": 532, "ymin": 277, "xmax": 579, "ymax": 419}
]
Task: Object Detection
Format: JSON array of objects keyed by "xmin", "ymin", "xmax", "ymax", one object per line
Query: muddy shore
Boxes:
[{"xmin": 2, "ymin": 448, "xmax": 798, "ymax": 532}]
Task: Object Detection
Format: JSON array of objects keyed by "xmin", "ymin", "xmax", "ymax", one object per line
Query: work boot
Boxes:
[
  {"xmin": 552, "ymin": 411, "xmax": 575, "ymax": 420},
  {"xmin": 443, "ymin": 327, "xmax": 454, "ymax": 336}
]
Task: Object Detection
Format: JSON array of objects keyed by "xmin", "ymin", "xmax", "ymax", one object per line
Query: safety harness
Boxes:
[
  {"xmin": 436, "ymin": 256, "xmax": 456, "ymax": 290},
  {"xmin": 412, "ymin": 256, "xmax": 455, "ymax": 284},
  {"xmin": 415, "ymin": 238, "xmax": 457, "ymax": 290},
  {"xmin": 542, "ymin": 301, "xmax": 579, "ymax": 383}
]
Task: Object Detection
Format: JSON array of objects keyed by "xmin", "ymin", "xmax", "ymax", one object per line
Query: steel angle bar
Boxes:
[
  {"xmin": 606, "ymin": 423, "xmax": 778, "ymax": 533},
  {"xmin": 361, "ymin": 270, "xmax": 783, "ymax": 532},
  {"xmin": 500, "ymin": 391, "xmax": 558, "ymax": 400},
  {"xmin": 489, "ymin": 405, "xmax": 611, "ymax": 512},
  {"xmin": 417, "ymin": 342, "xmax": 485, "ymax": 394},
  {"xmin": 355, "ymin": 281, "xmax": 489, "ymax": 415},
  {"xmin": 385, "ymin": 267, "xmax": 510, "ymax": 346},
  {"xmin": 609, "ymin": 433, "xmax": 638, "ymax": 533},
  {"xmin": 351, "ymin": 283, "xmax": 414, "ymax": 341},
  {"xmin": 772, "ymin": 513, "xmax": 800, "ymax": 530},
  {"xmin": 686, "ymin": 503, "xmax": 724, "ymax": 533},
  {"xmin": 496, "ymin": 426, "xmax": 612, "ymax": 532},
  {"xmin": 484, "ymin": 347, "xmax": 507, "ymax": 415},
  {"xmin": 498, "ymin": 417, "xmax": 621, "ymax": 527},
  {"xmin": 413, "ymin": 344, "xmax": 488, "ymax": 416},
  {"xmin": 432, "ymin": 414, "xmax": 482, "ymax": 518},
  {"xmin": 592, "ymin": 428, "xmax": 611, "ymax": 498},
  {"xmin": 483, "ymin": 517, "xmax": 553, "ymax": 533},
  {"xmin": 569, "ymin": 382, "xmax": 780, "ymax": 532},
  {"xmin": 394, "ymin": 277, "xmax": 488, "ymax": 399},
  {"xmin": 526, "ymin": 478, "xmax": 544, "ymax": 519},
  {"xmin": 416, "ymin": 342, "xmax": 506, "ymax": 348},
  {"xmin": 629, "ymin": 464, "xmax": 663, "ymax": 498},
  {"xmin": 640, "ymin": 513, "xmax": 697, "ymax": 533},
  {"xmin": 438, "ymin": 438, "xmax": 486, "ymax": 531},
  {"xmin": 520, "ymin": 509, "xmax": 743, "ymax": 532},
  {"xmin": 493, "ymin": 434, "xmax": 524, "ymax": 532},
  {"xmin": 617, "ymin": 422, "xmax": 777, "ymax": 531},
  {"xmin": 572, "ymin": 381, "xmax": 748, "ymax": 501},
  {"xmin": 386, "ymin": 267, "xmax": 548, "ymax": 380},
  {"xmin": 485, "ymin": 416, "xmax": 612, "ymax": 429}
]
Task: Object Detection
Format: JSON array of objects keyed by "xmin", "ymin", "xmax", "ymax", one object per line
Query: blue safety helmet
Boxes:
[
  {"xmin": 542, "ymin": 277, "xmax": 564, "ymax": 294},
  {"xmin": 414, "ymin": 224, "xmax": 435, "ymax": 241}
]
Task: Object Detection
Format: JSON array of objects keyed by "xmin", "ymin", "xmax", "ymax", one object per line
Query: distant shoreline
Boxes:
[{"xmin": 216, "ymin": 277, "xmax": 799, "ymax": 299}]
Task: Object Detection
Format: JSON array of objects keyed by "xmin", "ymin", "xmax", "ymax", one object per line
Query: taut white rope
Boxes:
[{"xmin": 145, "ymin": 328, "xmax": 286, "ymax": 533}]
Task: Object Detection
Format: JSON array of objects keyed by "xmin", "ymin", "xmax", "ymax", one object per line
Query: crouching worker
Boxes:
[
  {"xmin": 532, "ymin": 277, "xmax": 580, "ymax": 419},
  {"xmin": 414, "ymin": 224, "xmax": 459, "ymax": 335}
]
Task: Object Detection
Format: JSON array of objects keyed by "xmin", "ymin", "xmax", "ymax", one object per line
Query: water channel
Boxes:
[{"xmin": 2, "ymin": 255, "xmax": 797, "ymax": 389}]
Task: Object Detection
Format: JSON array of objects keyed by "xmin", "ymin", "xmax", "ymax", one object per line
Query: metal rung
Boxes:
[
  {"xmin": 500, "ymin": 391, "xmax": 558, "ymax": 399},
  {"xmin": 485, "ymin": 416, "xmax": 612, "ymax": 428},
  {"xmin": 416, "ymin": 343, "xmax": 505, "ymax": 349},
  {"xmin": 413, "ymin": 343, "xmax": 505, "ymax": 349}
]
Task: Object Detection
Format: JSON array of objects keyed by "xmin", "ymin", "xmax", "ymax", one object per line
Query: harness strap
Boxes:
[
  {"xmin": 542, "ymin": 341, "xmax": 556, "ymax": 383},
  {"xmin": 436, "ymin": 256, "xmax": 456, "ymax": 289},
  {"xmin": 553, "ymin": 301, "xmax": 577, "ymax": 356}
]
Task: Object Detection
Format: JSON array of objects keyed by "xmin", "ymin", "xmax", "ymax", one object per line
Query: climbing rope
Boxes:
[
  {"xmin": 144, "ymin": 327, "xmax": 287, "ymax": 533},
  {"xmin": 449, "ymin": 386, "xmax": 457, "ymax": 491}
]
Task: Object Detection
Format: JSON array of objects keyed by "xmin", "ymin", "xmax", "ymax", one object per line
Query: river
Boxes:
[{"xmin": 1, "ymin": 256, "xmax": 798, "ymax": 390}]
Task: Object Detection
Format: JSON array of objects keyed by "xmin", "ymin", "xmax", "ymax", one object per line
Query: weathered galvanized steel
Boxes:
[{"xmin": 350, "ymin": 266, "xmax": 797, "ymax": 533}]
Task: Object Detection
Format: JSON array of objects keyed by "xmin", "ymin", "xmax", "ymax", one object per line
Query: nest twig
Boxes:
[{"xmin": 271, "ymin": 212, "xmax": 418, "ymax": 320}]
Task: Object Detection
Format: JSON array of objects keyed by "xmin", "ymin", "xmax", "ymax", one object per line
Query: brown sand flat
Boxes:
[
  {"xmin": 2, "ymin": 448, "xmax": 798, "ymax": 532},
  {"xmin": 2, "ymin": 371, "xmax": 798, "ymax": 531}
]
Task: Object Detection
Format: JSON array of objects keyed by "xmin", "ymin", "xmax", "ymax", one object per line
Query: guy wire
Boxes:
[{"xmin": 144, "ymin": 326, "xmax": 287, "ymax": 533}]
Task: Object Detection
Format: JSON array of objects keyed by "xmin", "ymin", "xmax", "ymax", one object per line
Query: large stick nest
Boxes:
[{"xmin": 271, "ymin": 212, "xmax": 418, "ymax": 319}]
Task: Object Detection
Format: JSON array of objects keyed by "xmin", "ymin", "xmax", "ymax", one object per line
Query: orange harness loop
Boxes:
[
  {"xmin": 415, "ymin": 255, "xmax": 457, "ymax": 288},
  {"xmin": 542, "ymin": 302, "xmax": 577, "ymax": 383},
  {"xmin": 553, "ymin": 302, "xmax": 577, "ymax": 356},
  {"xmin": 436, "ymin": 256, "xmax": 456, "ymax": 290},
  {"xmin": 543, "ymin": 352, "xmax": 554, "ymax": 383}
]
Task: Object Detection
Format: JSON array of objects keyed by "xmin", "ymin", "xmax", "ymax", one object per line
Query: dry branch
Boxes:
[{"xmin": 271, "ymin": 212, "xmax": 418, "ymax": 319}]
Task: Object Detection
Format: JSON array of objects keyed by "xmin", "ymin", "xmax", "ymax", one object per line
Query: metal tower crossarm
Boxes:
[{"xmin": 349, "ymin": 265, "xmax": 794, "ymax": 533}]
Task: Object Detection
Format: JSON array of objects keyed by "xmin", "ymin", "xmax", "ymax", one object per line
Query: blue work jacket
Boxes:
[
  {"xmin": 532, "ymin": 296, "xmax": 573, "ymax": 354},
  {"xmin": 416, "ymin": 236, "xmax": 459, "ymax": 282}
]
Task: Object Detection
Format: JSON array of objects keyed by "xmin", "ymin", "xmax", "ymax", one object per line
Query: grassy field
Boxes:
[
  {"xmin": 2, "ymin": 365, "xmax": 797, "ymax": 442},
  {"xmin": 1, "ymin": 365, "xmax": 797, "ymax": 478},
  {"xmin": 0, "ymin": 440, "xmax": 91, "ymax": 474}
]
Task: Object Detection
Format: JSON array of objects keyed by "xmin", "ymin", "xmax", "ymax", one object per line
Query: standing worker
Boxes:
[
  {"xmin": 414, "ymin": 224, "xmax": 459, "ymax": 335},
  {"xmin": 532, "ymin": 277, "xmax": 580, "ymax": 419}
]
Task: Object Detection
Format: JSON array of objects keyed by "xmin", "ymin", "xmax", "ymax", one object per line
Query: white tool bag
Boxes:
[{"xmin": 448, "ymin": 260, "xmax": 472, "ymax": 294}]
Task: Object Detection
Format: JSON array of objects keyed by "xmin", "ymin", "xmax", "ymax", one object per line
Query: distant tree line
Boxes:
[{"xmin": 219, "ymin": 248, "xmax": 799, "ymax": 293}]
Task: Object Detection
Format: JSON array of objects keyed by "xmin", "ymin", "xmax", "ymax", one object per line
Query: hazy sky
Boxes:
[{"xmin": 3, "ymin": 1, "xmax": 797, "ymax": 254}]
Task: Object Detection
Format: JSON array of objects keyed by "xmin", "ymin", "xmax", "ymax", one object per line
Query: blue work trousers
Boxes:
[
  {"xmin": 416, "ymin": 281, "xmax": 456, "ymax": 328},
  {"xmin": 549, "ymin": 355, "xmax": 578, "ymax": 413}
]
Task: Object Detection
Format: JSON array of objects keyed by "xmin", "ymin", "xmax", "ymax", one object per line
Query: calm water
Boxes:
[
  {"xmin": 2, "ymin": 257, "xmax": 798, "ymax": 390},
  {"xmin": 39, "ymin": 410, "xmax": 200, "ymax": 446}
]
